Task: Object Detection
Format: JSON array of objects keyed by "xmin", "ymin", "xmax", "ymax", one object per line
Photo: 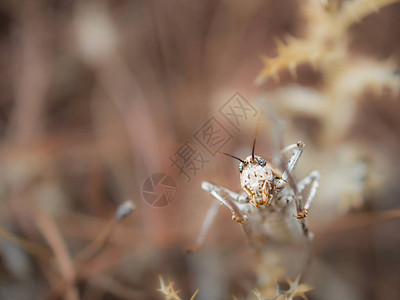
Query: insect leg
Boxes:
[
  {"xmin": 281, "ymin": 141, "xmax": 304, "ymax": 182},
  {"xmin": 201, "ymin": 181, "xmax": 251, "ymax": 230},
  {"xmin": 292, "ymin": 171, "xmax": 319, "ymax": 275},
  {"xmin": 201, "ymin": 182, "xmax": 248, "ymax": 223},
  {"xmin": 187, "ymin": 182, "xmax": 252, "ymax": 251},
  {"xmin": 297, "ymin": 170, "xmax": 320, "ymax": 211},
  {"xmin": 219, "ymin": 186, "xmax": 249, "ymax": 204},
  {"xmin": 187, "ymin": 182, "xmax": 239, "ymax": 253},
  {"xmin": 279, "ymin": 141, "xmax": 308, "ymax": 219},
  {"xmin": 185, "ymin": 200, "xmax": 220, "ymax": 253}
]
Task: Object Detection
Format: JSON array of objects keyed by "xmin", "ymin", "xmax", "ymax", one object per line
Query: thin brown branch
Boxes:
[{"xmin": 34, "ymin": 209, "xmax": 78, "ymax": 300}]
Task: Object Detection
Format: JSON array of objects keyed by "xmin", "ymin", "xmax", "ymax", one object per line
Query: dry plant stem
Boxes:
[
  {"xmin": 316, "ymin": 209, "xmax": 400, "ymax": 236},
  {"xmin": 59, "ymin": 212, "xmax": 142, "ymax": 246},
  {"xmin": 73, "ymin": 217, "xmax": 118, "ymax": 264},
  {"xmin": 38, "ymin": 261, "xmax": 62, "ymax": 297},
  {"xmin": 87, "ymin": 275, "xmax": 146, "ymax": 299},
  {"xmin": 92, "ymin": 51, "xmax": 171, "ymax": 250},
  {"xmin": 35, "ymin": 209, "xmax": 78, "ymax": 300},
  {"xmin": 95, "ymin": 55, "xmax": 160, "ymax": 173},
  {"xmin": 49, "ymin": 200, "xmax": 135, "ymax": 297},
  {"xmin": 9, "ymin": 1, "xmax": 51, "ymax": 143},
  {"xmin": 0, "ymin": 226, "xmax": 52, "ymax": 261},
  {"xmin": 49, "ymin": 246, "xmax": 128, "ymax": 299},
  {"xmin": 78, "ymin": 247, "xmax": 128, "ymax": 278},
  {"xmin": 49, "ymin": 216, "xmax": 125, "ymax": 298}
]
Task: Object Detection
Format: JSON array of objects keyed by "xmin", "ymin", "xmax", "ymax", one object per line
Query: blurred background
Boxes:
[{"xmin": 0, "ymin": 0, "xmax": 399, "ymax": 299}]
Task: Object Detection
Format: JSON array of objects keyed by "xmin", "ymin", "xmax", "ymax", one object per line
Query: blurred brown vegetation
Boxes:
[{"xmin": 0, "ymin": 0, "xmax": 399, "ymax": 299}]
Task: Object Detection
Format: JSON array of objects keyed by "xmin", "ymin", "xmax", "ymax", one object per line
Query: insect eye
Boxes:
[
  {"xmin": 238, "ymin": 162, "xmax": 244, "ymax": 172},
  {"xmin": 258, "ymin": 157, "xmax": 266, "ymax": 166}
]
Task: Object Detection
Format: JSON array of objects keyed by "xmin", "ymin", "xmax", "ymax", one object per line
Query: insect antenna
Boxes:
[
  {"xmin": 252, "ymin": 114, "xmax": 263, "ymax": 160},
  {"xmin": 217, "ymin": 151, "xmax": 245, "ymax": 163}
]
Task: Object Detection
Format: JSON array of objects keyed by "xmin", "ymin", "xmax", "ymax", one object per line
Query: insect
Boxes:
[{"xmin": 188, "ymin": 117, "xmax": 320, "ymax": 251}]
